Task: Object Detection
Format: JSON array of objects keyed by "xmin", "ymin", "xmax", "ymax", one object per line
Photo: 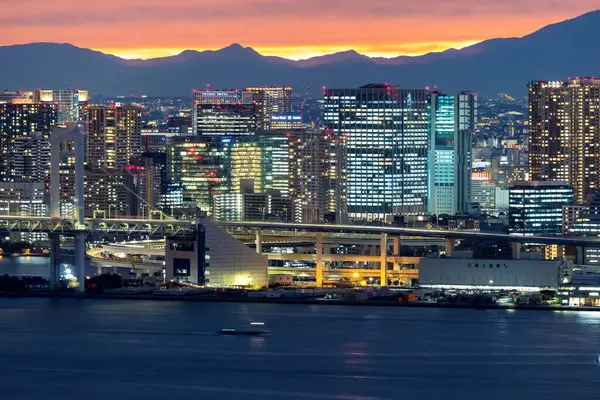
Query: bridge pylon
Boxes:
[{"xmin": 49, "ymin": 123, "xmax": 86, "ymax": 292}]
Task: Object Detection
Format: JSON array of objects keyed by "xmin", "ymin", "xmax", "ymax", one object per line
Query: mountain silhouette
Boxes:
[{"xmin": 1, "ymin": 10, "xmax": 599, "ymax": 96}]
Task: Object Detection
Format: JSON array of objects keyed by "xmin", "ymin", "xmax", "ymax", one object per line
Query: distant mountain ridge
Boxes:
[{"xmin": 2, "ymin": 10, "xmax": 600, "ymax": 96}]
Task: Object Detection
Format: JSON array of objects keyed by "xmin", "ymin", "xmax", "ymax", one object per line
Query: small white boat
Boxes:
[{"xmin": 219, "ymin": 328, "xmax": 268, "ymax": 336}]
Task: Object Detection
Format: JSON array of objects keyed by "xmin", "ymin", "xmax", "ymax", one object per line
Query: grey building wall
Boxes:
[{"xmin": 419, "ymin": 258, "xmax": 561, "ymax": 289}]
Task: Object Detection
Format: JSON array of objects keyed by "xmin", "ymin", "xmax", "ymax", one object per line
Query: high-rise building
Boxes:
[
  {"xmin": 11, "ymin": 133, "xmax": 51, "ymax": 184},
  {"xmin": 230, "ymin": 141, "xmax": 263, "ymax": 193},
  {"xmin": 564, "ymin": 191, "xmax": 600, "ymax": 264},
  {"xmin": 228, "ymin": 133, "xmax": 291, "ymax": 196},
  {"xmin": 470, "ymin": 172, "xmax": 496, "ymax": 214},
  {"xmin": 288, "ymin": 128, "xmax": 338, "ymax": 223},
  {"xmin": 192, "ymin": 89, "xmax": 253, "ymax": 105},
  {"xmin": 269, "ymin": 113, "xmax": 303, "ymax": 130},
  {"xmin": 84, "ymin": 104, "xmax": 142, "ymax": 217},
  {"xmin": 124, "ymin": 152, "xmax": 167, "ymax": 218},
  {"xmin": 0, "ymin": 91, "xmax": 34, "ymax": 103},
  {"xmin": 0, "ymin": 101, "xmax": 57, "ymax": 181},
  {"xmin": 213, "ymin": 192, "xmax": 294, "ymax": 222},
  {"xmin": 246, "ymin": 86, "xmax": 293, "ymax": 130},
  {"xmin": 495, "ymin": 186, "xmax": 510, "ymax": 214},
  {"xmin": 166, "ymin": 116, "xmax": 192, "ymax": 135},
  {"xmin": 196, "ymin": 104, "xmax": 257, "ymax": 136},
  {"xmin": 529, "ymin": 78, "xmax": 600, "ymax": 203},
  {"xmin": 509, "ymin": 181, "xmax": 573, "ymax": 236},
  {"xmin": 34, "ymin": 89, "xmax": 89, "ymax": 123},
  {"xmin": 427, "ymin": 91, "xmax": 477, "ymax": 215},
  {"xmin": 167, "ymin": 136, "xmax": 232, "ymax": 216},
  {"xmin": 0, "ymin": 181, "xmax": 47, "ymax": 242},
  {"xmin": 323, "ymin": 84, "xmax": 429, "ymax": 221},
  {"xmin": 0, "ymin": 181, "xmax": 45, "ymax": 216},
  {"xmin": 219, "ymin": 132, "xmax": 291, "ymax": 198},
  {"xmin": 252, "ymin": 132, "xmax": 290, "ymax": 197},
  {"xmin": 191, "ymin": 89, "xmax": 252, "ymax": 135},
  {"xmin": 142, "ymin": 132, "xmax": 176, "ymax": 153}
]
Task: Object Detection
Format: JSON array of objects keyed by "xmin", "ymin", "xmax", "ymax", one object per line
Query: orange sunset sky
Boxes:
[{"xmin": 2, "ymin": 0, "xmax": 598, "ymax": 60}]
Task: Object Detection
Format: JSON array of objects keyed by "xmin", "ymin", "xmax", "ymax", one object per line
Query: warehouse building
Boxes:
[{"xmin": 419, "ymin": 258, "xmax": 562, "ymax": 291}]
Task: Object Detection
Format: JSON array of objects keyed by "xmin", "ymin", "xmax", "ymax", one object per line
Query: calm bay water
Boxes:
[{"xmin": 0, "ymin": 298, "xmax": 599, "ymax": 399}]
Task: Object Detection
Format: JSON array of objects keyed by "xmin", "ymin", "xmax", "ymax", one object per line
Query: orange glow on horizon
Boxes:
[
  {"xmin": 2, "ymin": 1, "xmax": 598, "ymax": 65},
  {"xmin": 97, "ymin": 40, "xmax": 484, "ymax": 61}
]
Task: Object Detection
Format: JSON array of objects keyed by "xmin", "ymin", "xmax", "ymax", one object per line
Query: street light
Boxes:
[
  {"xmin": 353, "ymin": 272, "xmax": 359, "ymax": 287},
  {"xmin": 108, "ymin": 204, "xmax": 115, "ymax": 219}
]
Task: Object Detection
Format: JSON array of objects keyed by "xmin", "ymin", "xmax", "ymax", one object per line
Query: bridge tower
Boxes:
[{"xmin": 49, "ymin": 124, "xmax": 86, "ymax": 292}]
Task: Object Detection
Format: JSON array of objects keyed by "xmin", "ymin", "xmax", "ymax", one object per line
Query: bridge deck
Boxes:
[{"xmin": 1, "ymin": 216, "xmax": 598, "ymax": 248}]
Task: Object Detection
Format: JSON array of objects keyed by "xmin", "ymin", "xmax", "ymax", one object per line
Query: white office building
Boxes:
[
  {"xmin": 34, "ymin": 89, "xmax": 88, "ymax": 123},
  {"xmin": 324, "ymin": 84, "xmax": 429, "ymax": 221},
  {"xmin": 0, "ymin": 181, "xmax": 47, "ymax": 242},
  {"xmin": 191, "ymin": 89, "xmax": 253, "ymax": 135}
]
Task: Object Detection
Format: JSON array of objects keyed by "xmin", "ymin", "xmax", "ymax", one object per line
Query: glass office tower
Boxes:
[
  {"xmin": 167, "ymin": 133, "xmax": 291, "ymax": 216},
  {"xmin": 428, "ymin": 91, "xmax": 477, "ymax": 215},
  {"xmin": 428, "ymin": 94, "xmax": 456, "ymax": 215},
  {"xmin": 323, "ymin": 84, "xmax": 429, "ymax": 222},
  {"xmin": 167, "ymin": 136, "xmax": 232, "ymax": 215},
  {"xmin": 509, "ymin": 181, "xmax": 574, "ymax": 236}
]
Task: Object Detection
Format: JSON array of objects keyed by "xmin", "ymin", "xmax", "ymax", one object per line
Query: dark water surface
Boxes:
[{"xmin": 0, "ymin": 299, "xmax": 599, "ymax": 399}]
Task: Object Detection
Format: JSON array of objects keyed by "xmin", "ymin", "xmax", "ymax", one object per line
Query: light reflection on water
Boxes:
[{"xmin": 575, "ymin": 311, "xmax": 600, "ymax": 324}]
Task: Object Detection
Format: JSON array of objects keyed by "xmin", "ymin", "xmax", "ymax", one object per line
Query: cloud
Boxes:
[{"xmin": 3, "ymin": 0, "xmax": 599, "ymax": 25}]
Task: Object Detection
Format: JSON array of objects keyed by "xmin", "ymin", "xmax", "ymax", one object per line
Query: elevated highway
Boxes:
[
  {"xmin": 267, "ymin": 266, "xmax": 418, "ymax": 281},
  {"xmin": 264, "ymin": 253, "xmax": 420, "ymax": 265},
  {"xmin": 87, "ymin": 250, "xmax": 418, "ymax": 283},
  {"xmin": 218, "ymin": 221, "xmax": 600, "ymax": 247}
]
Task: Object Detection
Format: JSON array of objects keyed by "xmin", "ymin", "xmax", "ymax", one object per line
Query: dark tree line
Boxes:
[
  {"xmin": 0, "ymin": 275, "xmax": 49, "ymax": 292},
  {"xmin": 86, "ymin": 274, "xmax": 123, "ymax": 293}
]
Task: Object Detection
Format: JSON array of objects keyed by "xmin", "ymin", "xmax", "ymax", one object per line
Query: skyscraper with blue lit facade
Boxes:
[
  {"xmin": 323, "ymin": 84, "xmax": 429, "ymax": 222},
  {"xmin": 427, "ymin": 91, "xmax": 477, "ymax": 216}
]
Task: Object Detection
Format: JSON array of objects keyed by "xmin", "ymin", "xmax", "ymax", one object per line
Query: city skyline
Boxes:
[
  {"xmin": 1, "ymin": 1, "xmax": 599, "ymax": 60},
  {"xmin": 4, "ymin": 2, "xmax": 600, "ymax": 392}
]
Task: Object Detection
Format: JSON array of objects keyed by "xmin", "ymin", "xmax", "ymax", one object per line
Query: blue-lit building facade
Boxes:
[
  {"xmin": 323, "ymin": 84, "xmax": 429, "ymax": 222},
  {"xmin": 255, "ymin": 132, "xmax": 290, "ymax": 197},
  {"xmin": 428, "ymin": 91, "xmax": 477, "ymax": 215},
  {"xmin": 509, "ymin": 181, "xmax": 574, "ymax": 236},
  {"xmin": 428, "ymin": 94, "xmax": 456, "ymax": 215}
]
